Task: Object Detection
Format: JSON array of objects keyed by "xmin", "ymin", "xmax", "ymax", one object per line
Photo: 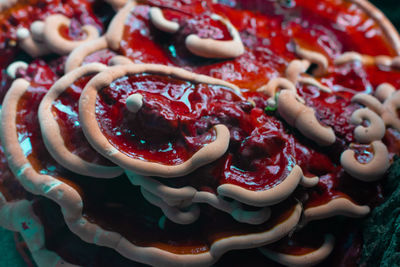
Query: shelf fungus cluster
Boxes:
[{"xmin": 1, "ymin": 0, "xmax": 400, "ymax": 266}]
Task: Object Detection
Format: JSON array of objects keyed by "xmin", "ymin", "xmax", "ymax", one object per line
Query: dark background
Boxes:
[{"xmin": 371, "ymin": 0, "xmax": 400, "ymax": 28}]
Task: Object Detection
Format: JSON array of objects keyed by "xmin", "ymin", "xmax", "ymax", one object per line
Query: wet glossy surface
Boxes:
[
  {"xmin": 120, "ymin": 0, "xmax": 395, "ymax": 91},
  {"xmin": 121, "ymin": 4, "xmax": 294, "ymax": 90},
  {"xmin": 305, "ymin": 168, "xmax": 383, "ymax": 209},
  {"xmin": 52, "ymin": 75, "xmax": 115, "ymax": 166},
  {"xmin": 235, "ymin": 0, "xmax": 397, "ymax": 57},
  {"xmin": 12, "ymin": 65, "xmax": 303, "ymax": 250},
  {"xmin": 298, "ymin": 83, "xmax": 359, "ymax": 144},
  {"xmin": 96, "ymin": 73, "xmax": 242, "ymax": 165},
  {"xmin": 2, "ymin": 0, "xmax": 400, "ymax": 265}
]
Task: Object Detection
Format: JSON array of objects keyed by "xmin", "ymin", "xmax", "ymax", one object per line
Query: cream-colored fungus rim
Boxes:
[
  {"xmin": 259, "ymin": 234, "xmax": 335, "ymax": 267},
  {"xmin": 17, "ymin": 27, "xmax": 50, "ymax": 58},
  {"xmin": 341, "ymin": 140, "xmax": 390, "ymax": 182},
  {"xmin": 0, "ymin": 195, "xmax": 77, "ymax": 267},
  {"xmin": 0, "ymin": 106, "xmax": 77, "ymax": 267},
  {"xmin": 0, "ymin": 78, "xmax": 305, "ymax": 266},
  {"xmin": 127, "ymin": 171, "xmax": 273, "ymax": 225},
  {"xmin": 42, "ymin": 14, "xmax": 99, "ymax": 55},
  {"xmin": 65, "ymin": 37, "xmax": 109, "ymax": 73},
  {"xmin": 303, "ymin": 197, "xmax": 370, "ymax": 224},
  {"xmin": 184, "ymin": 14, "xmax": 245, "ymax": 59},
  {"xmin": 149, "ymin": 7, "xmax": 180, "ymax": 33},
  {"xmin": 331, "ymin": 0, "xmax": 400, "ymax": 65},
  {"xmin": 103, "ymin": 0, "xmax": 400, "ymax": 57},
  {"xmin": 79, "ymin": 63, "xmax": 239, "ymax": 177},
  {"xmin": 340, "ymin": 87, "xmax": 395, "ymax": 182},
  {"xmin": 109, "ymin": 55, "xmax": 134, "ymax": 66},
  {"xmin": 6, "ymin": 61, "xmax": 28, "ymax": 79},
  {"xmin": 350, "ymin": 0, "xmax": 400, "ymax": 54},
  {"xmin": 105, "ymin": 0, "xmax": 137, "ymax": 51},
  {"xmin": 140, "ymin": 187, "xmax": 201, "ymax": 225},
  {"xmin": 350, "ymin": 108, "xmax": 386, "ymax": 143},
  {"xmin": 257, "ymin": 59, "xmax": 336, "ymax": 147},
  {"xmin": 352, "ymin": 87, "xmax": 400, "ymax": 132},
  {"xmin": 65, "ymin": 0, "xmax": 400, "ymax": 75},
  {"xmin": 17, "ymin": 14, "xmax": 99, "ymax": 57},
  {"xmin": 217, "ymin": 165, "xmax": 319, "ymax": 207},
  {"xmin": 38, "ymin": 63, "xmax": 123, "ymax": 178},
  {"xmin": 294, "ymin": 45, "xmax": 329, "ymax": 77},
  {"xmin": 108, "ymin": 1, "xmax": 245, "ymax": 59},
  {"xmin": 277, "ymin": 90, "xmax": 336, "ymax": 146},
  {"xmin": 128, "ymin": 166, "xmax": 318, "ymax": 215},
  {"xmin": 284, "ymin": 59, "xmax": 332, "ymax": 93},
  {"xmin": 334, "ymin": 51, "xmax": 400, "ymax": 68}
]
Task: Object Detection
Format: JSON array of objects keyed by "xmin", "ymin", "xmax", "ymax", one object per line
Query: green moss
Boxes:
[
  {"xmin": 361, "ymin": 158, "xmax": 400, "ymax": 266},
  {"xmin": 0, "ymin": 228, "xmax": 27, "ymax": 267}
]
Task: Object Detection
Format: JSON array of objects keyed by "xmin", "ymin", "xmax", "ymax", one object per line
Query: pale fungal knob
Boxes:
[
  {"xmin": 6, "ymin": 61, "xmax": 28, "ymax": 79},
  {"xmin": 16, "ymin": 27, "xmax": 30, "ymax": 40},
  {"xmin": 351, "ymin": 108, "xmax": 386, "ymax": 143},
  {"xmin": 149, "ymin": 7, "xmax": 180, "ymax": 34},
  {"xmin": 30, "ymin": 20, "xmax": 45, "ymax": 42},
  {"xmin": 126, "ymin": 93, "xmax": 143, "ymax": 113},
  {"xmin": 341, "ymin": 141, "xmax": 390, "ymax": 182}
]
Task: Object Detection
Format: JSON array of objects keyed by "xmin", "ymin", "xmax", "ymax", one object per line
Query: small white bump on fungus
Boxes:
[
  {"xmin": 6, "ymin": 61, "xmax": 28, "ymax": 79},
  {"xmin": 126, "ymin": 93, "xmax": 143, "ymax": 113},
  {"xmin": 16, "ymin": 27, "xmax": 30, "ymax": 40},
  {"xmin": 30, "ymin": 21, "xmax": 45, "ymax": 42}
]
